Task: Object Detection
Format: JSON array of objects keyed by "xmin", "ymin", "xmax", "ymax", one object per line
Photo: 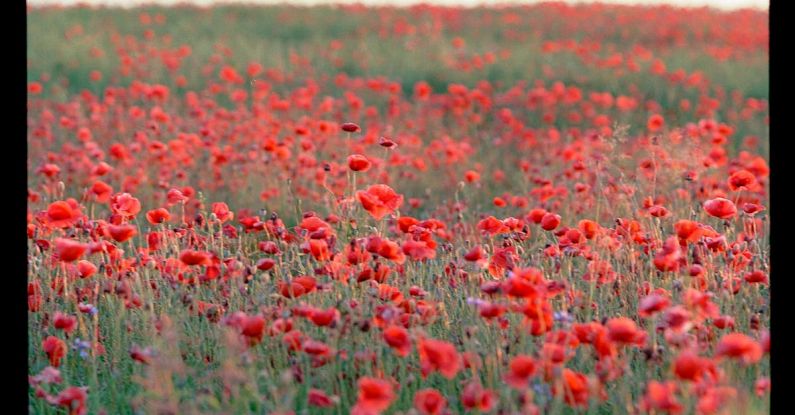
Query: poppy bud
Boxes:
[
  {"xmin": 341, "ymin": 122, "xmax": 360, "ymax": 133},
  {"xmin": 347, "ymin": 154, "xmax": 371, "ymax": 172}
]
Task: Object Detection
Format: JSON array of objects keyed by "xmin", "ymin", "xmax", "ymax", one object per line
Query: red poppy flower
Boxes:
[
  {"xmin": 674, "ymin": 219, "xmax": 704, "ymax": 243},
  {"xmin": 728, "ymin": 169, "xmax": 757, "ymax": 191},
  {"xmin": 30, "ymin": 366, "xmax": 61, "ymax": 386},
  {"xmin": 704, "ymin": 198, "xmax": 737, "ymax": 219},
  {"xmin": 540, "ymin": 213, "xmax": 561, "ymax": 231},
  {"xmin": 356, "ymin": 184, "xmax": 404, "ymax": 220},
  {"xmin": 744, "ymin": 270, "xmax": 768, "ymax": 284},
  {"xmin": 461, "ymin": 381, "xmax": 496, "ymax": 412},
  {"xmin": 29, "ymin": 81, "xmax": 43, "ymax": 94},
  {"xmin": 146, "ymin": 208, "xmax": 171, "ymax": 224},
  {"xmin": 308, "ymin": 389, "xmax": 335, "ymax": 408},
  {"xmin": 755, "ymin": 377, "xmax": 771, "ymax": 397},
  {"xmin": 348, "ymin": 154, "xmax": 372, "ymax": 172},
  {"xmin": 258, "ymin": 241, "xmax": 280, "ymax": 254},
  {"xmin": 90, "ymin": 181, "xmax": 113, "ymax": 203},
  {"xmin": 28, "ymin": 282, "xmax": 42, "ymax": 312},
  {"xmin": 606, "ymin": 317, "xmax": 645, "ymax": 345},
  {"xmin": 46, "ymin": 386, "xmax": 88, "ymax": 415},
  {"xmin": 54, "ymin": 238, "xmax": 87, "ymax": 262},
  {"xmin": 504, "ymin": 355, "xmax": 538, "ymax": 389},
  {"xmin": 211, "ymin": 202, "xmax": 234, "ymax": 223},
  {"xmin": 278, "ymin": 276, "xmax": 317, "ymax": 298},
  {"xmin": 464, "ymin": 245, "xmax": 486, "ymax": 263},
  {"xmin": 741, "ymin": 203, "xmax": 765, "ymax": 216},
  {"xmin": 402, "ymin": 239, "xmax": 436, "ymax": 261},
  {"xmin": 352, "ymin": 377, "xmax": 395, "ymax": 414},
  {"xmin": 302, "ymin": 339, "xmax": 332, "ymax": 357},
  {"xmin": 638, "ymin": 293, "xmax": 670, "ymax": 318},
  {"xmin": 308, "ymin": 239, "xmax": 332, "ymax": 261},
  {"xmin": 110, "ymin": 193, "xmax": 142, "ymax": 218},
  {"xmin": 715, "ymin": 333, "xmax": 763, "ymax": 364},
  {"xmin": 179, "ymin": 250, "xmax": 212, "ymax": 266},
  {"xmin": 341, "ymin": 122, "xmax": 360, "ymax": 133},
  {"xmin": 42, "ymin": 336, "xmax": 67, "ymax": 367},
  {"xmin": 383, "ymin": 325, "xmax": 411, "ymax": 357},
  {"xmin": 477, "ymin": 216, "xmax": 509, "ymax": 235},
  {"xmin": 256, "ymin": 258, "xmax": 276, "ymax": 271},
  {"xmin": 640, "ymin": 381, "xmax": 682, "ymax": 414},
  {"xmin": 464, "ymin": 170, "xmax": 480, "ymax": 183},
  {"xmin": 696, "ymin": 386, "xmax": 737, "ymax": 415},
  {"xmin": 130, "ymin": 345, "xmax": 154, "ymax": 365},
  {"xmin": 502, "ymin": 270, "xmax": 543, "ymax": 298},
  {"xmin": 488, "ymin": 246, "xmax": 518, "ymax": 278},
  {"xmin": 299, "ymin": 215, "xmax": 333, "ymax": 236},
  {"xmin": 107, "ymin": 223, "xmax": 137, "ymax": 243},
  {"xmin": 414, "ymin": 388, "xmax": 447, "ymax": 415},
  {"xmin": 379, "ymin": 136, "xmax": 397, "ymax": 148},
  {"xmin": 53, "ymin": 312, "xmax": 77, "ymax": 334},
  {"xmin": 309, "ymin": 307, "xmax": 338, "ymax": 327},
  {"xmin": 673, "ymin": 350, "xmax": 711, "ymax": 382},
  {"xmin": 578, "ymin": 219, "xmax": 600, "ymax": 239},
  {"xmin": 369, "ymin": 237, "xmax": 406, "ymax": 264},
  {"xmin": 527, "ymin": 208, "xmax": 547, "ymax": 224},
  {"xmin": 166, "ymin": 188, "xmax": 188, "ymax": 206},
  {"xmin": 240, "ymin": 314, "xmax": 266, "ymax": 344},
  {"xmin": 418, "ymin": 338, "xmax": 460, "ymax": 379},
  {"xmin": 76, "ymin": 260, "xmax": 97, "ymax": 278},
  {"xmin": 647, "ymin": 114, "xmax": 664, "ymax": 132},
  {"xmin": 653, "ymin": 236, "xmax": 683, "ymax": 272},
  {"xmin": 46, "ymin": 201, "xmax": 81, "ymax": 228}
]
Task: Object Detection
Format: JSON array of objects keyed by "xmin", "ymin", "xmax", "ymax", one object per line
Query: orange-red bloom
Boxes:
[
  {"xmin": 640, "ymin": 381, "xmax": 682, "ymax": 414},
  {"xmin": 504, "ymin": 354, "xmax": 538, "ymax": 389},
  {"xmin": 356, "ymin": 185, "xmax": 403, "ymax": 220},
  {"xmin": 418, "ymin": 338, "xmax": 460, "ymax": 379},
  {"xmin": 647, "ymin": 114, "xmax": 664, "ymax": 132},
  {"xmin": 54, "ymin": 238, "xmax": 87, "ymax": 262},
  {"xmin": 715, "ymin": 332, "xmax": 763, "ymax": 364},
  {"xmin": 348, "ymin": 154, "xmax": 372, "ymax": 172},
  {"xmin": 46, "ymin": 201, "xmax": 82, "ymax": 228},
  {"xmin": 540, "ymin": 213, "xmax": 561, "ymax": 231},
  {"xmin": 704, "ymin": 198, "xmax": 737, "ymax": 219},
  {"xmin": 414, "ymin": 388, "xmax": 446, "ymax": 415},
  {"xmin": 552, "ymin": 369, "xmax": 591, "ymax": 408},
  {"xmin": 341, "ymin": 122, "xmax": 360, "ymax": 133},
  {"xmin": 42, "ymin": 336, "xmax": 67, "ymax": 367},
  {"xmin": 477, "ymin": 216, "xmax": 509, "ymax": 235},
  {"xmin": 179, "ymin": 250, "xmax": 212, "ymax": 266},
  {"xmin": 53, "ymin": 312, "xmax": 77, "ymax": 334},
  {"xmin": 461, "ymin": 381, "xmax": 495, "ymax": 412},
  {"xmin": 383, "ymin": 325, "xmax": 411, "ymax": 357},
  {"xmin": 673, "ymin": 350, "xmax": 714, "ymax": 382},
  {"xmin": 110, "ymin": 193, "xmax": 141, "ymax": 218},
  {"xmin": 728, "ymin": 169, "xmax": 757, "ymax": 191},
  {"xmin": 278, "ymin": 276, "xmax": 317, "ymax": 298},
  {"xmin": 308, "ymin": 389, "xmax": 335, "ymax": 408},
  {"xmin": 146, "ymin": 208, "xmax": 171, "ymax": 224},
  {"xmin": 107, "ymin": 223, "xmax": 137, "ymax": 243},
  {"xmin": 352, "ymin": 377, "xmax": 395, "ymax": 415},
  {"xmin": 606, "ymin": 317, "xmax": 646, "ymax": 345},
  {"xmin": 46, "ymin": 386, "xmax": 88, "ymax": 415}
]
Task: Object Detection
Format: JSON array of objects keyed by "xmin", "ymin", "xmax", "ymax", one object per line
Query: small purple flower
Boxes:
[{"xmin": 553, "ymin": 311, "xmax": 573, "ymax": 324}]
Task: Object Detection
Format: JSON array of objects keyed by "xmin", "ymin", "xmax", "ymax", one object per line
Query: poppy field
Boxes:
[{"xmin": 27, "ymin": 3, "xmax": 770, "ymax": 414}]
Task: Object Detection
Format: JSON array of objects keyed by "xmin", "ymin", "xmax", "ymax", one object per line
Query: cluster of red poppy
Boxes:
[{"xmin": 28, "ymin": 3, "xmax": 768, "ymax": 414}]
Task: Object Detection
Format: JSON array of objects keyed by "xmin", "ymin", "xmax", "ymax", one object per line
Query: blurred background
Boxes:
[{"xmin": 27, "ymin": 0, "xmax": 769, "ymax": 10}]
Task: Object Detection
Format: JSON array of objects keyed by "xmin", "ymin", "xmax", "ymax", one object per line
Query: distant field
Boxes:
[
  {"xmin": 25, "ymin": 0, "xmax": 772, "ymax": 10},
  {"xmin": 27, "ymin": 4, "xmax": 769, "ymax": 415}
]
